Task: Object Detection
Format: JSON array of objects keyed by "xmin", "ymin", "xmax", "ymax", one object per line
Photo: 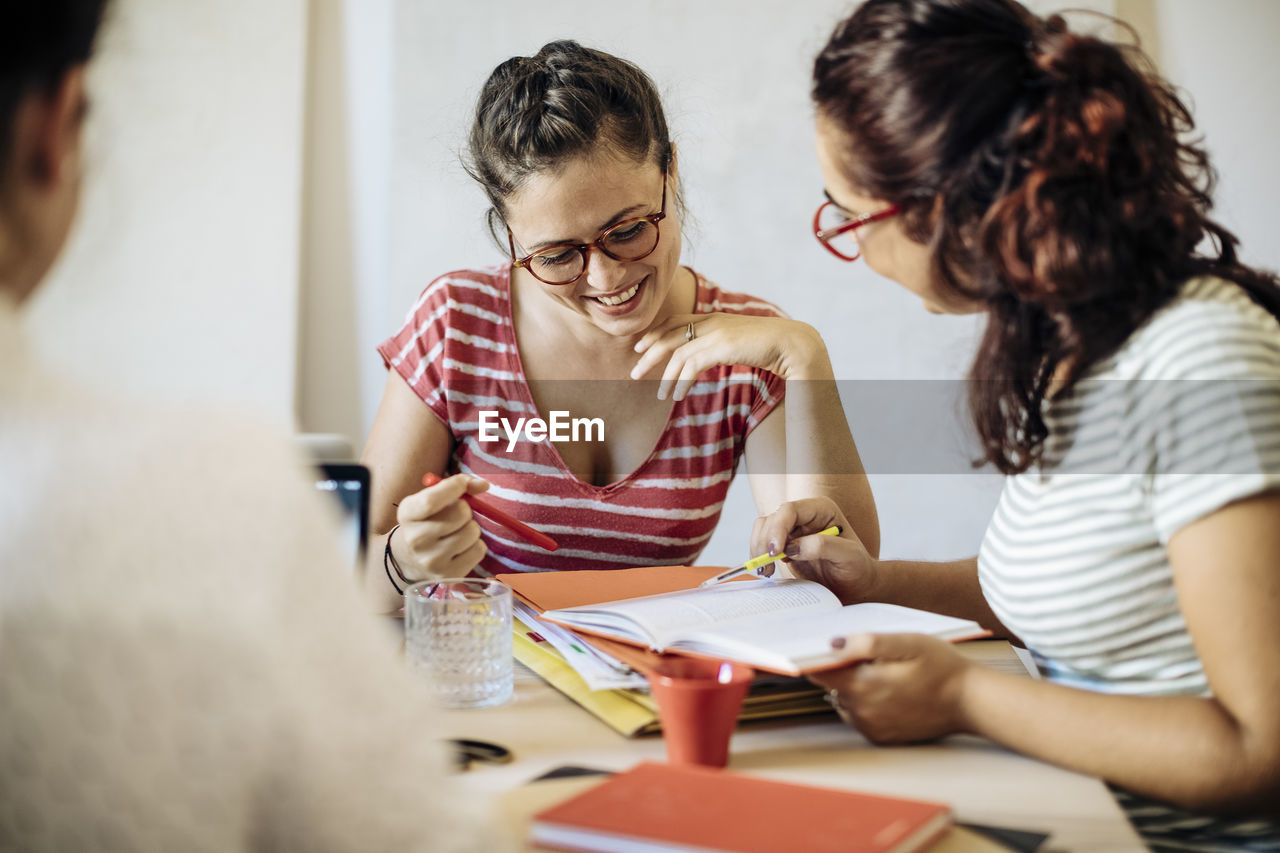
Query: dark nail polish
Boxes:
[{"xmin": 830, "ymin": 636, "xmax": 846, "ymax": 650}]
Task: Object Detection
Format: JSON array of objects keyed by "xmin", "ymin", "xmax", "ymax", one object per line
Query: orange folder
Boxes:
[
  {"xmin": 502, "ymin": 565, "xmax": 730, "ymax": 675},
  {"xmin": 504, "ymin": 564, "xmax": 724, "ymax": 611}
]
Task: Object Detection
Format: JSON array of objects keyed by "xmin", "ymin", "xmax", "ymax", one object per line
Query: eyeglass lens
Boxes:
[
  {"xmin": 816, "ymin": 204, "xmax": 861, "ymax": 255},
  {"xmin": 527, "ymin": 218, "xmax": 660, "ymax": 284}
]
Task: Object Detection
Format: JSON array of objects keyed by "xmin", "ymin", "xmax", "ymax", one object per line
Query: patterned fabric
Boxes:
[
  {"xmin": 0, "ymin": 297, "xmax": 505, "ymax": 852},
  {"xmin": 978, "ymin": 277, "xmax": 1280, "ymax": 850},
  {"xmin": 378, "ymin": 265, "xmax": 785, "ymax": 575}
]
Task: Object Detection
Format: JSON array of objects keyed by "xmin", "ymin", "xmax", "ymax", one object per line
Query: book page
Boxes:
[
  {"xmin": 546, "ymin": 580, "xmax": 840, "ymax": 648},
  {"xmin": 675, "ymin": 603, "xmax": 987, "ymax": 674}
]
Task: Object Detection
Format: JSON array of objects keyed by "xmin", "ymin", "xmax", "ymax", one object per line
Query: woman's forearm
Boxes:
[
  {"xmin": 959, "ymin": 667, "xmax": 1280, "ymax": 816},
  {"xmin": 361, "ymin": 526, "xmax": 407, "ymax": 614},
  {"xmin": 783, "ymin": 345, "xmax": 880, "ymax": 557}
]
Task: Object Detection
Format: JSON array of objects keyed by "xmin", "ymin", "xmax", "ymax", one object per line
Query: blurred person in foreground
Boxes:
[
  {"xmin": 0, "ymin": 3, "xmax": 504, "ymax": 850},
  {"xmin": 757, "ymin": 0, "xmax": 1280, "ymax": 849}
]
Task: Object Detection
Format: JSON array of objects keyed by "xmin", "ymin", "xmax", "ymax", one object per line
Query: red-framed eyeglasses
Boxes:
[{"xmin": 813, "ymin": 200, "xmax": 899, "ymax": 262}]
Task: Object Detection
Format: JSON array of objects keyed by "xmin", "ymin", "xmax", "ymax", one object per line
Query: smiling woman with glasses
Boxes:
[{"xmin": 358, "ymin": 40, "xmax": 878, "ymax": 606}]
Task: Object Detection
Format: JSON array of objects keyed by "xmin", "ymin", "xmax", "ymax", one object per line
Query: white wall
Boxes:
[
  {"xmin": 28, "ymin": 1, "xmax": 1276, "ymax": 566},
  {"xmin": 1144, "ymin": 0, "xmax": 1280, "ymax": 278},
  {"xmin": 374, "ymin": 0, "xmax": 1150, "ymax": 565},
  {"xmin": 298, "ymin": 0, "xmax": 396, "ymax": 448},
  {"xmin": 355, "ymin": 0, "xmax": 1280, "ymax": 566},
  {"xmin": 381, "ymin": 0, "xmax": 986, "ymax": 566},
  {"xmin": 29, "ymin": 0, "xmax": 307, "ymax": 427}
]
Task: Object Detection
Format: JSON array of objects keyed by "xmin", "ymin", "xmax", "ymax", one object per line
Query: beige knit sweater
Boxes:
[{"xmin": 0, "ymin": 298, "xmax": 508, "ymax": 852}]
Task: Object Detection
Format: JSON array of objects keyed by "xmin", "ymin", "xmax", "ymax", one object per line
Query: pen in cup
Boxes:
[{"xmin": 698, "ymin": 525, "xmax": 842, "ymax": 588}]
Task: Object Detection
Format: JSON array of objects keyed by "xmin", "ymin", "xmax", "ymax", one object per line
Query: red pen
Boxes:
[{"xmin": 421, "ymin": 473, "xmax": 559, "ymax": 552}]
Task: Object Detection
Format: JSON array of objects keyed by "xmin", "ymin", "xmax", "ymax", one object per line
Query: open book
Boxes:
[{"xmin": 540, "ymin": 578, "xmax": 987, "ymax": 676}]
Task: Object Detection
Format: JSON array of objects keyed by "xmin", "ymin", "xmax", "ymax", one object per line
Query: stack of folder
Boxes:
[
  {"xmin": 513, "ymin": 615, "xmax": 834, "ymax": 737},
  {"xmin": 506, "ymin": 565, "xmax": 836, "ymax": 737}
]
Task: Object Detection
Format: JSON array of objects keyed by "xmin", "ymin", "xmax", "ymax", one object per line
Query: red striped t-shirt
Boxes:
[{"xmin": 377, "ymin": 264, "xmax": 785, "ymax": 575}]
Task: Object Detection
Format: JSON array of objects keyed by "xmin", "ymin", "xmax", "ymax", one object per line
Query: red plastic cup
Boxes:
[{"xmin": 645, "ymin": 657, "xmax": 754, "ymax": 767}]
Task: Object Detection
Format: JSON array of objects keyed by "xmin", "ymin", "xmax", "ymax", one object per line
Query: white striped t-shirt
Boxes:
[
  {"xmin": 377, "ymin": 265, "xmax": 785, "ymax": 576},
  {"xmin": 978, "ymin": 277, "xmax": 1280, "ymax": 850}
]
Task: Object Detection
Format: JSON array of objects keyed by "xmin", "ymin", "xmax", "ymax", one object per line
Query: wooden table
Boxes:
[{"xmin": 438, "ymin": 648, "xmax": 1147, "ymax": 852}]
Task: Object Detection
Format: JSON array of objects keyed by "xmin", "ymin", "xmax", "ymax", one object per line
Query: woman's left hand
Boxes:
[
  {"xmin": 630, "ymin": 313, "xmax": 829, "ymax": 400},
  {"xmin": 810, "ymin": 633, "xmax": 974, "ymax": 744}
]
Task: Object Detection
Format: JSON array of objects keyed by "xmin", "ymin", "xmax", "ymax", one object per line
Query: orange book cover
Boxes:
[
  {"xmin": 529, "ymin": 761, "xmax": 954, "ymax": 853},
  {"xmin": 505, "ymin": 564, "xmax": 723, "ymax": 611}
]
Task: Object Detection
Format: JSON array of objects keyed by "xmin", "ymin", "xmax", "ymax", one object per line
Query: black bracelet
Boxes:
[{"xmin": 383, "ymin": 524, "xmax": 407, "ymax": 595}]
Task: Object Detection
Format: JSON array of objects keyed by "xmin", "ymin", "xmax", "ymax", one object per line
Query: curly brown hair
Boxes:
[{"xmin": 813, "ymin": 0, "xmax": 1280, "ymax": 474}]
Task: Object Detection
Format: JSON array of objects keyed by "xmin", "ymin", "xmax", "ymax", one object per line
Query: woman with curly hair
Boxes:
[{"xmin": 758, "ymin": 1, "xmax": 1280, "ymax": 848}]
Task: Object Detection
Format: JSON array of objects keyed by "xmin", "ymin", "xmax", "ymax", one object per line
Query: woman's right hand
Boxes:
[
  {"xmin": 390, "ymin": 474, "xmax": 489, "ymax": 581},
  {"xmin": 752, "ymin": 497, "xmax": 880, "ymax": 604},
  {"xmin": 630, "ymin": 313, "xmax": 833, "ymax": 400}
]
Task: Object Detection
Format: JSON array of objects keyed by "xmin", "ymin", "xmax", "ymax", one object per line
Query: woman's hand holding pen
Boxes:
[
  {"xmin": 630, "ymin": 313, "xmax": 832, "ymax": 400},
  {"xmin": 762, "ymin": 497, "xmax": 978, "ymax": 743},
  {"xmin": 391, "ymin": 474, "xmax": 489, "ymax": 581},
  {"xmin": 752, "ymin": 497, "xmax": 880, "ymax": 603}
]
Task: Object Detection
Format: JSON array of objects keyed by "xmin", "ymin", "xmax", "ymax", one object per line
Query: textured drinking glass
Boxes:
[{"xmin": 404, "ymin": 578, "xmax": 513, "ymax": 709}]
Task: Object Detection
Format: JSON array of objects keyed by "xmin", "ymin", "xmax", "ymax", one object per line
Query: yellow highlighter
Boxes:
[{"xmin": 698, "ymin": 525, "xmax": 842, "ymax": 588}]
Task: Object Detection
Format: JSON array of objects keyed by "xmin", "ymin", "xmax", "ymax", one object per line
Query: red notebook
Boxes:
[{"xmin": 529, "ymin": 761, "xmax": 953, "ymax": 853}]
